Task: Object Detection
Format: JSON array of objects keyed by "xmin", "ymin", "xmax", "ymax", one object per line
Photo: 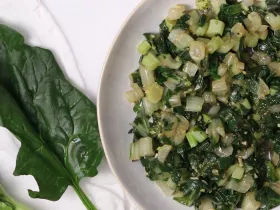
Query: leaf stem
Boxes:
[{"xmin": 73, "ymin": 185, "xmax": 97, "ymax": 210}]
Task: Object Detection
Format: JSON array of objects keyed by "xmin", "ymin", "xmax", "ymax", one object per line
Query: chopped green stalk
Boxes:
[
  {"xmin": 165, "ymin": 19, "xmax": 177, "ymax": 31},
  {"xmin": 207, "ymin": 36, "xmax": 223, "ymax": 54},
  {"xmin": 192, "ymin": 130, "xmax": 208, "ymax": 143},
  {"xmin": 205, "ymin": 19, "xmax": 225, "ymax": 37},
  {"xmin": 186, "ymin": 96, "xmax": 204, "ymax": 112},
  {"xmin": 195, "ymin": 22, "xmax": 209, "ymax": 36},
  {"xmin": 186, "ymin": 132, "xmax": 198, "ymax": 148},
  {"xmin": 157, "ymin": 145, "xmax": 172, "ymax": 163},
  {"xmin": 240, "ymin": 98, "xmax": 251, "ymax": 110},
  {"xmin": 203, "ymin": 114, "xmax": 212, "ymax": 124},
  {"xmin": 270, "ymin": 88, "xmax": 277, "ymax": 96},
  {"xmin": 137, "ymin": 40, "xmax": 151, "ymax": 55},
  {"xmin": 142, "ymin": 53, "xmax": 161, "ymax": 71},
  {"xmin": 140, "ymin": 137, "xmax": 155, "ymax": 157},
  {"xmin": 253, "ymin": 114, "xmax": 261, "ymax": 122},
  {"xmin": 245, "ymin": 33, "xmax": 259, "ymax": 48},
  {"xmin": 130, "ymin": 141, "xmax": 141, "ymax": 161},
  {"xmin": 232, "ymin": 166, "xmax": 245, "ymax": 180},
  {"xmin": 166, "ymin": 177, "xmax": 177, "ymax": 190}
]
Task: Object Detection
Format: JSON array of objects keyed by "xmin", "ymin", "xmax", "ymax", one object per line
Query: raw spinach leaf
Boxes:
[{"xmin": 0, "ymin": 25, "xmax": 103, "ymax": 210}]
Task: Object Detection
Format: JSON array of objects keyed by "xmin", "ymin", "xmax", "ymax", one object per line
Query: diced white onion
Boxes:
[
  {"xmin": 251, "ymin": 51, "xmax": 272, "ymax": 65},
  {"xmin": 190, "ymin": 41, "xmax": 206, "ymax": 63},
  {"xmin": 169, "ymin": 95, "xmax": 181, "ymax": 107},
  {"xmin": 167, "ymin": 4, "xmax": 185, "ymax": 20},
  {"xmin": 168, "ymin": 29, "xmax": 194, "ymax": 50},
  {"xmin": 241, "ymin": 191, "xmax": 261, "ymax": 210},
  {"xmin": 214, "ymin": 145, "xmax": 233, "ymax": 157},
  {"xmin": 202, "ymin": 92, "xmax": 216, "ymax": 105},
  {"xmin": 186, "ymin": 96, "xmax": 204, "ymax": 112},
  {"xmin": 139, "ymin": 65, "xmax": 155, "ymax": 86},
  {"xmin": 183, "ymin": 61, "xmax": 199, "ymax": 77}
]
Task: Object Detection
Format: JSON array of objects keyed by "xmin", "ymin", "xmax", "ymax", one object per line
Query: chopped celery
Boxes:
[
  {"xmin": 142, "ymin": 53, "xmax": 161, "ymax": 71},
  {"xmin": 207, "ymin": 36, "xmax": 223, "ymax": 54},
  {"xmin": 137, "ymin": 40, "xmax": 151, "ymax": 55},
  {"xmin": 205, "ymin": 19, "xmax": 225, "ymax": 37},
  {"xmin": 232, "ymin": 166, "xmax": 245, "ymax": 180},
  {"xmin": 253, "ymin": 113, "xmax": 261, "ymax": 122}
]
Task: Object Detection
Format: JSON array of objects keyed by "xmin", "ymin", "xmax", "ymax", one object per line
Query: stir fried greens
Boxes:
[{"xmin": 125, "ymin": 0, "xmax": 280, "ymax": 209}]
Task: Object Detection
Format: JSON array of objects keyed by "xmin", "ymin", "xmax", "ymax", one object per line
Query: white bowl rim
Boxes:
[{"xmin": 97, "ymin": 0, "xmax": 150, "ymax": 209}]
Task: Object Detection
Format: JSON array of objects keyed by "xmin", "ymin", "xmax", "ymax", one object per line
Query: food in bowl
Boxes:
[{"xmin": 125, "ymin": 0, "xmax": 280, "ymax": 209}]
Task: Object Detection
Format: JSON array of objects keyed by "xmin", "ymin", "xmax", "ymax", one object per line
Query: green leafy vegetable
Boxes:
[
  {"xmin": 0, "ymin": 185, "xmax": 29, "ymax": 210},
  {"xmin": 0, "ymin": 25, "xmax": 103, "ymax": 210}
]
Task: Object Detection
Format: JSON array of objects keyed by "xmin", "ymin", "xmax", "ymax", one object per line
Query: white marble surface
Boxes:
[{"xmin": 0, "ymin": 0, "xmax": 141, "ymax": 209}]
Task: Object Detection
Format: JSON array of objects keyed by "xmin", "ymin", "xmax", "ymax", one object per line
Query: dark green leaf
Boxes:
[{"xmin": 0, "ymin": 25, "xmax": 103, "ymax": 209}]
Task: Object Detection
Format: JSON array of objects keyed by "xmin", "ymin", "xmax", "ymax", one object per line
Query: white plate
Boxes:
[{"xmin": 98, "ymin": 0, "xmax": 196, "ymax": 209}]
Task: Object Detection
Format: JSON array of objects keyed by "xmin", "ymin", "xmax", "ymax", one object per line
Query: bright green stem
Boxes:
[{"xmin": 74, "ymin": 185, "xmax": 97, "ymax": 210}]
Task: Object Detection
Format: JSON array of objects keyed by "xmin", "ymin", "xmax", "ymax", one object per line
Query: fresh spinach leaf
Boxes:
[{"xmin": 0, "ymin": 25, "xmax": 103, "ymax": 210}]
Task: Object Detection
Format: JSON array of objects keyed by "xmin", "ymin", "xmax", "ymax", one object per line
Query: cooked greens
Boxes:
[
  {"xmin": 0, "ymin": 25, "xmax": 103, "ymax": 210},
  {"xmin": 126, "ymin": 0, "xmax": 280, "ymax": 209}
]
